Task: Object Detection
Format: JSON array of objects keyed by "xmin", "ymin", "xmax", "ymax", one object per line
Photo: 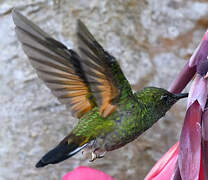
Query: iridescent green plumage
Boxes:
[
  {"xmin": 12, "ymin": 9, "xmax": 188, "ymax": 168},
  {"xmin": 72, "ymin": 87, "xmax": 186, "ymax": 152}
]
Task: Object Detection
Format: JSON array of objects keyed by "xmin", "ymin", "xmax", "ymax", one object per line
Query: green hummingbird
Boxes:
[{"xmin": 12, "ymin": 9, "xmax": 188, "ymax": 168}]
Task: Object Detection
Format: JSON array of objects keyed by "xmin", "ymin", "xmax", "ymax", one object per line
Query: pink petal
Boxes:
[
  {"xmin": 199, "ymin": 150, "xmax": 205, "ymax": 180},
  {"xmin": 178, "ymin": 101, "xmax": 202, "ymax": 180},
  {"xmin": 171, "ymin": 161, "xmax": 182, "ymax": 180},
  {"xmin": 202, "ymin": 30, "xmax": 208, "ymax": 41},
  {"xmin": 202, "ymin": 108, "xmax": 208, "ymax": 180},
  {"xmin": 189, "ymin": 40, "xmax": 203, "ymax": 67},
  {"xmin": 62, "ymin": 166, "xmax": 114, "ymax": 180},
  {"xmin": 151, "ymin": 154, "xmax": 178, "ymax": 180},
  {"xmin": 189, "ymin": 30, "xmax": 208, "ymax": 67},
  {"xmin": 144, "ymin": 142, "xmax": 179, "ymax": 180},
  {"xmin": 168, "ymin": 62, "xmax": 196, "ymax": 94},
  {"xmin": 187, "ymin": 75, "xmax": 208, "ymax": 111}
]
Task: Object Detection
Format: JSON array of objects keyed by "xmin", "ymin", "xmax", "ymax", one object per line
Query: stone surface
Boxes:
[{"xmin": 1, "ymin": 0, "xmax": 208, "ymax": 179}]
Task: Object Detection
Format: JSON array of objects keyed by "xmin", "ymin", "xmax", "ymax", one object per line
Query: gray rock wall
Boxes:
[{"xmin": 1, "ymin": 0, "xmax": 208, "ymax": 179}]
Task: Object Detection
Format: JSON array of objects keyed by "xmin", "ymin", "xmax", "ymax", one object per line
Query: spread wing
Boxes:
[
  {"xmin": 12, "ymin": 9, "xmax": 95, "ymax": 118},
  {"xmin": 77, "ymin": 20, "xmax": 131, "ymax": 118}
]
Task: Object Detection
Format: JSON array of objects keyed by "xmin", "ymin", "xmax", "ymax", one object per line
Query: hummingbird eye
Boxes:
[{"xmin": 160, "ymin": 95, "xmax": 168, "ymax": 101}]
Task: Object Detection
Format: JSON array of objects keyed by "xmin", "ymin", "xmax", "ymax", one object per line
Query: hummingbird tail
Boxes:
[{"xmin": 35, "ymin": 134, "xmax": 88, "ymax": 168}]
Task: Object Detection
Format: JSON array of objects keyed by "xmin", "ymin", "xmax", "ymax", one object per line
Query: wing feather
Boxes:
[
  {"xmin": 12, "ymin": 9, "xmax": 95, "ymax": 118},
  {"xmin": 12, "ymin": 9, "xmax": 132, "ymax": 119},
  {"xmin": 77, "ymin": 20, "xmax": 120, "ymax": 117}
]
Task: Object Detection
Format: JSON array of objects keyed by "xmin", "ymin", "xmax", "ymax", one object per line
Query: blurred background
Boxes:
[{"xmin": 1, "ymin": 0, "xmax": 208, "ymax": 179}]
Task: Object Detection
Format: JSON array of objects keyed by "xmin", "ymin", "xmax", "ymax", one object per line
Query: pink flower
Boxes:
[
  {"xmin": 177, "ymin": 39, "xmax": 208, "ymax": 180},
  {"xmin": 62, "ymin": 166, "xmax": 115, "ymax": 180},
  {"xmin": 145, "ymin": 142, "xmax": 205, "ymax": 180},
  {"xmin": 146, "ymin": 29, "xmax": 208, "ymax": 180},
  {"xmin": 145, "ymin": 142, "xmax": 179, "ymax": 180}
]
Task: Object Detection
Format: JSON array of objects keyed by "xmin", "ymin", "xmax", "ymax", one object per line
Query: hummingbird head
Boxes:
[{"xmin": 135, "ymin": 87, "xmax": 188, "ymax": 115}]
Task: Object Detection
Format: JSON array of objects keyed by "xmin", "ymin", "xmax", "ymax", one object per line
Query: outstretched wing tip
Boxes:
[
  {"xmin": 77, "ymin": 19, "xmax": 85, "ymax": 28},
  {"xmin": 12, "ymin": 7, "xmax": 18, "ymax": 16},
  {"xmin": 12, "ymin": 8, "xmax": 29, "ymax": 27},
  {"xmin": 77, "ymin": 19, "xmax": 82, "ymax": 25},
  {"xmin": 12, "ymin": 8, "xmax": 20, "ymax": 26}
]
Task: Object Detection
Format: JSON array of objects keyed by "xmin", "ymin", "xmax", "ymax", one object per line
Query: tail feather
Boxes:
[{"xmin": 36, "ymin": 135, "xmax": 88, "ymax": 168}]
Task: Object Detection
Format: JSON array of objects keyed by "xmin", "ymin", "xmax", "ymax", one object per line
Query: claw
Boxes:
[
  {"xmin": 89, "ymin": 149, "xmax": 106, "ymax": 162},
  {"xmin": 97, "ymin": 151, "xmax": 106, "ymax": 159},
  {"xmin": 89, "ymin": 151, "xmax": 97, "ymax": 162}
]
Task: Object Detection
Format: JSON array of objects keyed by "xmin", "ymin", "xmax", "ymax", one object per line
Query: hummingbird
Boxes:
[{"xmin": 12, "ymin": 9, "xmax": 188, "ymax": 168}]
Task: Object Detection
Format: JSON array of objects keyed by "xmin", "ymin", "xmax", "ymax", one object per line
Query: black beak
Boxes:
[{"xmin": 174, "ymin": 93, "xmax": 188, "ymax": 99}]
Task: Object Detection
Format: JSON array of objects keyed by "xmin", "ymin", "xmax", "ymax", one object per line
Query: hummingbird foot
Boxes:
[
  {"xmin": 89, "ymin": 148, "xmax": 106, "ymax": 162},
  {"xmin": 89, "ymin": 151, "xmax": 97, "ymax": 162}
]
